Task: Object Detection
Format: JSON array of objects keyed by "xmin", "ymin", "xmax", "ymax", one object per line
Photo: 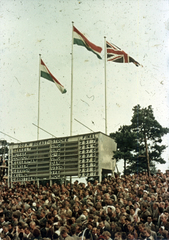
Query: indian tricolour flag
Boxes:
[
  {"xmin": 73, "ymin": 26, "xmax": 102, "ymax": 59},
  {"xmin": 40, "ymin": 59, "xmax": 67, "ymax": 94}
]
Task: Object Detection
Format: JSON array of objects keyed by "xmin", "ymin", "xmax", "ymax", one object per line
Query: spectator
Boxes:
[
  {"xmin": 114, "ymin": 232, "xmax": 122, "ymax": 240},
  {"xmin": 1, "ymin": 223, "xmax": 13, "ymax": 239},
  {"xmin": 129, "ymin": 207, "xmax": 135, "ymax": 223},
  {"xmin": 119, "ymin": 216, "xmax": 128, "ymax": 233},
  {"xmin": 59, "ymin": 228, "xmax": 74, "ymax": 240},
  {"xmin": 143, "ymin": 227, "xmax": 154, "ymax": 240},
  {"xmin": 24, "ymin": 225, "xmax": 34, "ymax": 240},
  {"xmin": 127, "ymin": 224, "xmax": 138, "ymax": 239},
  {"xmin": 140, "ymin": 203, "xmax": 151, "ymax": 223},
  {"xmin": 160, "ymin": 214, "xmax": 169, "ymax": 231},
  {"xmin": 152, "ymin": 202, "xmax": 159, "ymax": 225},
  {"xmin": 127, "ymin": 232, "xmax": 136, "ymax": 240},
  {"xmin": 157, "ymin": 207, "xmax": 164, "ymax": 229},
  {"xmin": 91, "ymin": 227, "xmax": 99, "ymax": 240},
  {"xmin": 145, "ymin": 215, "xmax": 157, "ymax": 232},
  {"xmin": 32, "ymin": 227, "xmax": 42, "ymax": 240},
  {"xmin": 0, "ymin": 171, "xmax": 169, "ymax": 240},
  {"xmin": 98, "ymin": 221, "xmax": 110, "ymax": 234}
]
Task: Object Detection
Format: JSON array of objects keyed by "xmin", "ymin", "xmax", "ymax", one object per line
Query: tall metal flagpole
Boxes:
[
  {"xmin": 70, "ymin": 22, "xmax": 74, "ymax": 136},
  {"xmin": 104, "ymin": 36, "xmax": 108, "ymax": 135},
  {"xmin": 37, "ymin": 54, "xmax": 41, "ymax": 140}
]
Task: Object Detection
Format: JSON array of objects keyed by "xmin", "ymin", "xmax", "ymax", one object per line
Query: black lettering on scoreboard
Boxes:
[{"xmin": 8, "ymin": 132, "xmax": 116, "ymax": 184}]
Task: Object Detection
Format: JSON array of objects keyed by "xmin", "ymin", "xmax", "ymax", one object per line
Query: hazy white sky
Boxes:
[{"xmin": 0, "ymin": 0, "xmax": 169, "ymax": 173}]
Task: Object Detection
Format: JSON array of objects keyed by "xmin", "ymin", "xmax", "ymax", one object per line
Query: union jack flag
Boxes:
[{"xmin": 106, "ymin": 41, "xmax": 141, "ymax": 67}]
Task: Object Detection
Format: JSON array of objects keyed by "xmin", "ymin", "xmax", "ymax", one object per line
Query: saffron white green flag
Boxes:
[
  {"xmin": 40, "ymin": 59, "xmax": 67, "ymax": 94},
  {"xmin": 73, "ymin": 26, "xmax": 102, "ymax": 59}
]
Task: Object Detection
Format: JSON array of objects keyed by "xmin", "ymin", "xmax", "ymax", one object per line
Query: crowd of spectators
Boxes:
[{"xmin": 0, "ymin": 170, "xmax": 169, "ymax": 240}]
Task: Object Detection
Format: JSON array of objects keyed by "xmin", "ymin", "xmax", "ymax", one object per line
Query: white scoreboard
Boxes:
[{"xmin": 8, "ymin": 132, "xmax": 116, "ymax": 185}]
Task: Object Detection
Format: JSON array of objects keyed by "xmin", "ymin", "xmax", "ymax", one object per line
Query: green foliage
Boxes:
[
  {"xmin": 124, "ymin": 158, "xmax": 156, "ymax": 175},
  {"xmin": 110, "ymin": 126, "xmax": 135, "ymax": 160},
  {"xmin": 110, "ymin": 105, "xmax": 169, "ymax": 175},
  {"xmin": 0, "ymin": 146, "xmax": 8, "ymax": 155},
  {"xmin": 0, "ymin": 140, "xmax": 8, "ymax": 155},
  {"xmin": 131, "ymin": 105, "xmax": 169, "ymax": 142},
  {"xmin": 110, "ymin": 125, "xmax": 138, "ymax": 174}
]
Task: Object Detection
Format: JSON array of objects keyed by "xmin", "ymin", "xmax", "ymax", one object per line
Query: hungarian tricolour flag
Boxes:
[
  {"xmin": 40, "ymin": 59, "xmax": 67, "ymax": 94},
  {"xmin": 106, "ymin": 41, "xmax": 141, "ymax": 67},
  {"xmin": 73, "ymin": 26, "xmax": 102, "ymax": 59}
]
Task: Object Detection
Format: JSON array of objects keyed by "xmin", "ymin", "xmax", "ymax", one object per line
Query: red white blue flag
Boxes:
[{"xmin": 106, "ymin": 41, "xmax": 141, "ymax": 67}]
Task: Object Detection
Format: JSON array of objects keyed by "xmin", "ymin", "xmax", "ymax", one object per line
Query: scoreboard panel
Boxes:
[
  {"xmin": 8, "ymin": 132, "xmax": 116, "ymax": 185},
  {"xmin": 78, "ymin": 133, "xmax": 99, "ymax": 178}
]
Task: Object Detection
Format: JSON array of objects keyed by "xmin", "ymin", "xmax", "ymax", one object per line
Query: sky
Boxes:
[{"xmin": 0, "ymin": 0, "xmax": 169, "ymax": 174}]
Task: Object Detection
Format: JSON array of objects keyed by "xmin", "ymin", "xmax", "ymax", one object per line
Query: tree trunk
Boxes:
[
  {"xmin": 124, "ymin": 159, "xmax": 126, "ymax": 175},
  {"xmin": 144, "ymin": 135, "xmax": 150, "ymax": 176}
]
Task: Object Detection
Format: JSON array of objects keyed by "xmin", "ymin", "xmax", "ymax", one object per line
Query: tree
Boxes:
[
  {"xmin": 110, "ymin": 125, "xmax": 137, "ymax": 175},
  {"xmin": 0, "ymin": 140, "xmax": 8, "ymax": 156},
  {"xmin": 110, "ymin": 105, "xmax": 169, "ymax": 175},
  {"xmin": 0, "ymin": 140, "xmax": 8, "ymax": 180}
]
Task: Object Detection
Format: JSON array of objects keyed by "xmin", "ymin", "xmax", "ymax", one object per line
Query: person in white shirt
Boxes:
[{"xmin": 134, "ymin": 202, "xmax": 140, "ymax": 216}]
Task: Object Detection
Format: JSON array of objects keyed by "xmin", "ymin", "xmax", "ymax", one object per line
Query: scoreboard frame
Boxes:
[{"xmin": 8, "ymin": 132, "xmax": 117, "ymax": 186}]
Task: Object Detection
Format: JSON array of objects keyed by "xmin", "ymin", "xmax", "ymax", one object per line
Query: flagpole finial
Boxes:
[{"xmin": 72, "ymin": 21, "xmax": 74, "ymax": 24}]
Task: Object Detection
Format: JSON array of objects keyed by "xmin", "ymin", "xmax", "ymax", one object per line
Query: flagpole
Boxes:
[
  {"xmin": 70, "ymin": 21, "xmax": 74, "ymax": 136},
  {"xmin": 37, "ymin": 54, "xmax": 41, "ymax": 140},
  {"xmin": 104, "ymin": 36, "xmax": 108, "ymax": 135}
]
